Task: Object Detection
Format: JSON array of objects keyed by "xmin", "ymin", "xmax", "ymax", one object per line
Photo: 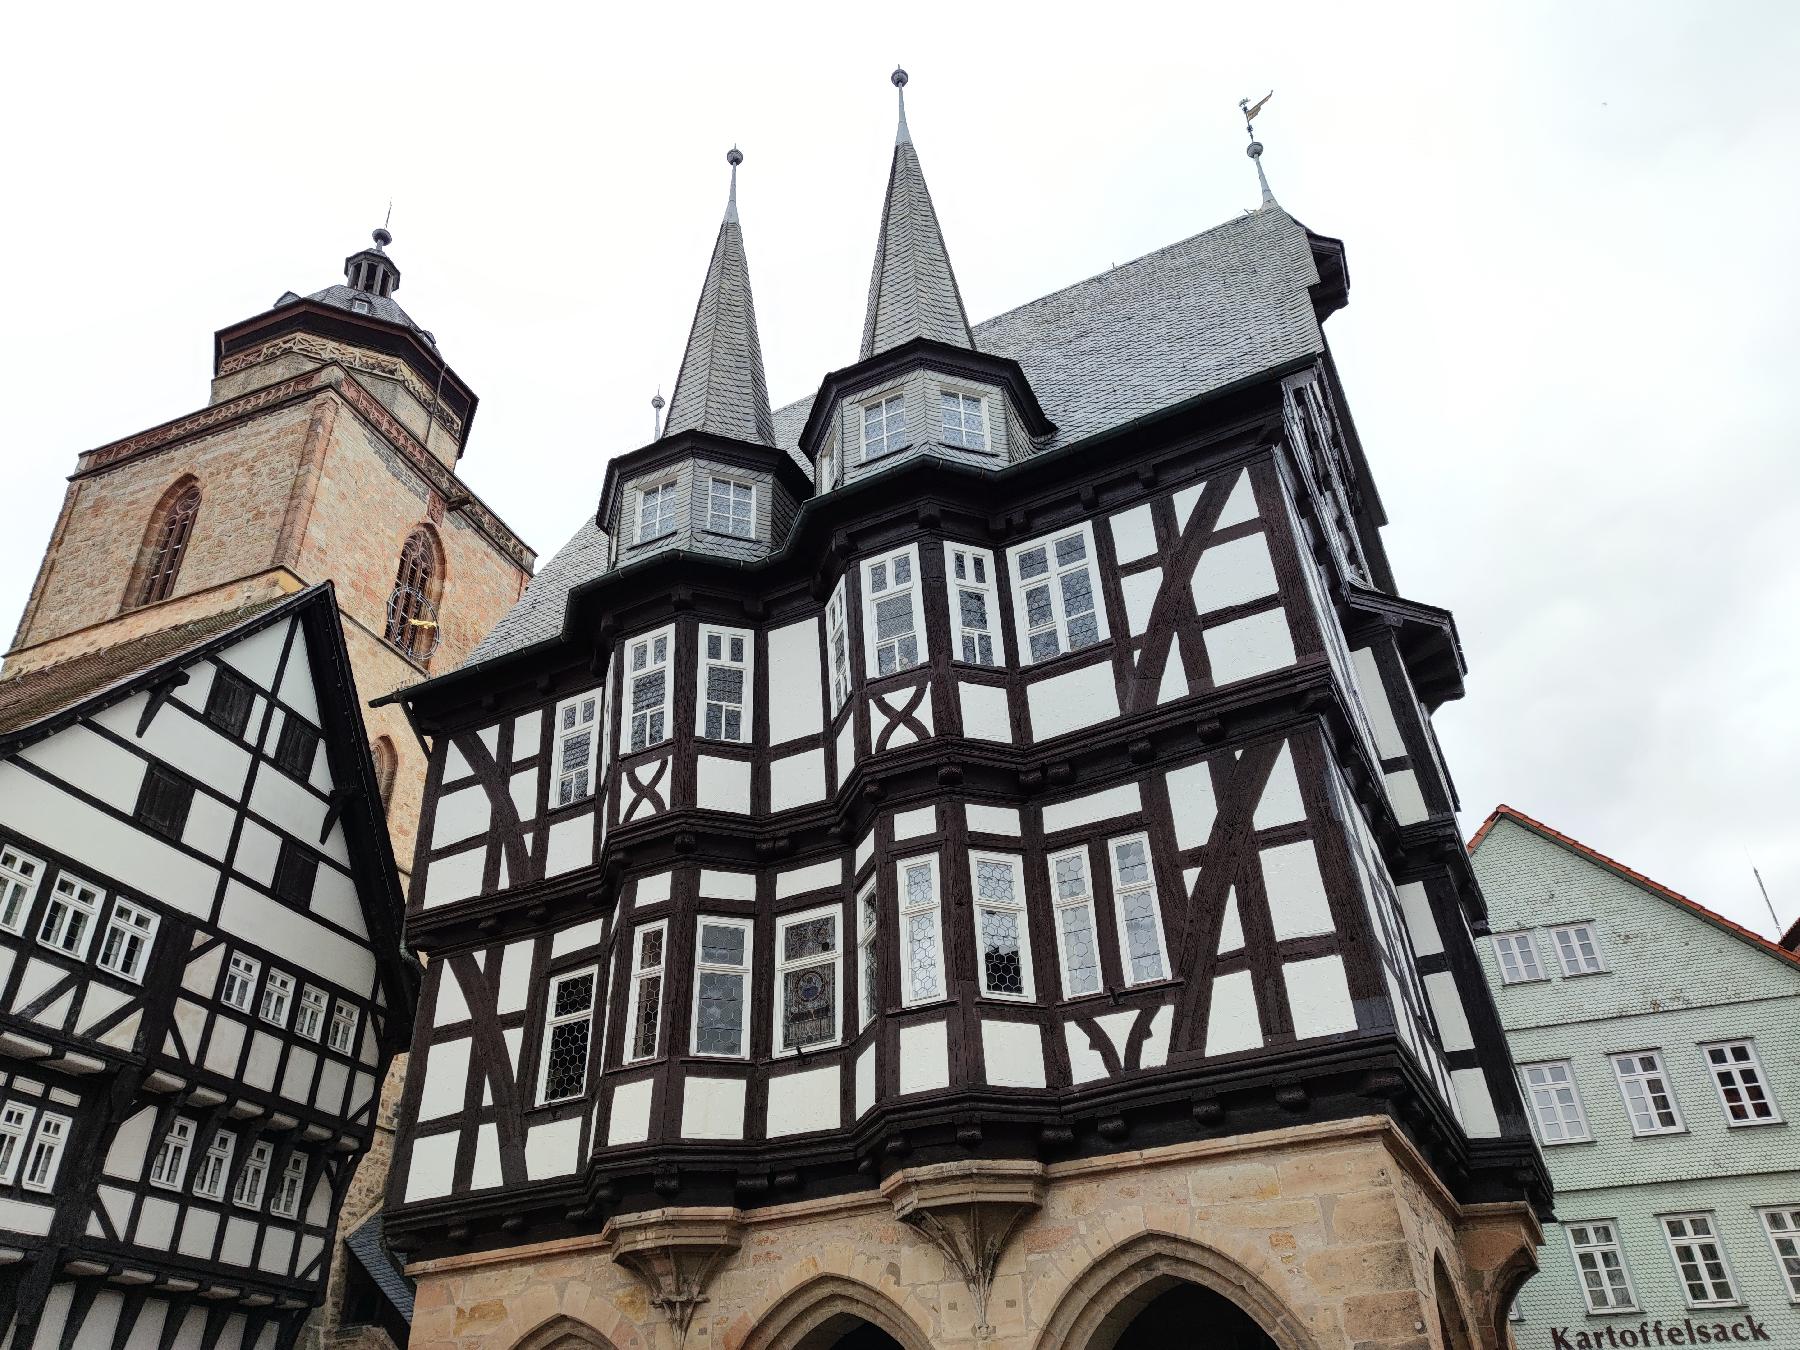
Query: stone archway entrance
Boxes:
[
  {"xmin": 1111, "ymin": 1280, "xmax": 1280, "ymax": 1350},
  {"xmin": 795, "ymin": 1318, "xmax": 907, "ymax": 1350}
]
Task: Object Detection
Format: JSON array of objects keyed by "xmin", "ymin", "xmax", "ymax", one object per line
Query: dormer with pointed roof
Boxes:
[
  {"xmin": 800, "ymin": 70, "xmax": 1053, "ymax": 495},
  {"xmin": 597, "ymin": 151, "xmax": 809, "ymax": 570}
]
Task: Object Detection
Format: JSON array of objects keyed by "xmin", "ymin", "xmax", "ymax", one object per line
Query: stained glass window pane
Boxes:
[
  {"xmin": 980, "ymin": 909, "xmax": 1024, "ymax": 994},
  {"xmin": 784, "ymin": 917, "xmax": 836, "ymax": 961}
]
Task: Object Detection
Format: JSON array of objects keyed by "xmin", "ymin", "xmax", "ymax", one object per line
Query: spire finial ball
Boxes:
[
  {"xmin": 652, "ymin": 392, "xmax": 665, "ymax": 411},
  {"xmin": 726, "ymin": 146, "xmax": 743, "ymax": 168},
  {"xmin": 1246, "ymin": 141, "xmax": 1263, "ymax": 159},
  {"xmin": 372, "ymin": 226, "xmax": 393, "ymax": 249},
  {"xmin": 892, "ymin": 66, "xmax": 908, "ymax": 88}
]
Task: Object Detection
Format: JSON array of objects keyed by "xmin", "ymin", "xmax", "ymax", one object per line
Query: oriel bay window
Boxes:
[
  {"xmin": 552, "ymin": 691, "xmax": 602, "ymax": 806},
  {"xmin": 897, "ymin": 855, "xmax": 944, "ymax": 1007},
  {"xmin": 625, "ymin": 922, "xmax": 667, "ymax": 1062},
  {"xmin": 944, "ymin": 543, "xmax": 1000, "ymax": 666},
  {"xmin": 861, "ymin": 545, "xmax": 925, "ymax": 677},
  {"xmin": 692, "ymin": 918, "xmax": 752, "ymax": 1056},
  {"xmin": 627, "ymin": 627, "xmax": 673, "ymax": 753},
  {"xmin": 1008, "ymin": 523, "xmax": 1107, "ymax": 663},
  {"xmin": 775, "ymin": 907, "xmax": 841, "ymax": 1052},
  {"xmin": 972, "ymin": 854, "xmax": 1033, "ymax": 999},
  {"xmin": 697, "ymin": 627, "xmax": 752, "ymax": 743},
  {"xmin": 538, "ymin": 967, "xmax": 599, "ymax": 1103},
  {"xmin": 1048, "ymin": 847, "xmax": 1102, "ymax": 998},
  {"xmin": 1109, "ymin": 833, "xmax": 1169, "ymax": 985}
]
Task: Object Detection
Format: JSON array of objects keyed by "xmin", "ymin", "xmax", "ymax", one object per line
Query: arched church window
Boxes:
[
  {"xmin": 371, "ymin": 736, "xmax": 398, "ymax": 813},
  {"xmin": 385, "ymin": 527, "xmax": 442, "ymax": 662},
  {"xmin": 133, "ymin": 481, "xmax": 201, "ymax": 607}
]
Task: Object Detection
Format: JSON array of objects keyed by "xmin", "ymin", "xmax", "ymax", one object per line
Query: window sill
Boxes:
[
  {"xmin": 1724, "ymin": 1117, "xmax": 1785, "ymax": 1128},
  {"xmin": 1559, "ymin": 969, "xmax": 1610, "ymax": 979},
  {"xmin": 630, "ymin": 531, "xmax": 679, "ymax": 549},
  {"xmin": 545, "ymin": 792, "xmax": 597, "ymax": 820},
  {"xmin": 700, "ymin": 527, "xmax": 760, "ymax": 544},
  {"xmin": 864, "ymin": 664, "xmax": 930, "ymax": 694},
  {"xmin": 1627, "ymin": 1127, "xmax": 1688, "ymax": 1139},
  {"xmin": 1539, "ymin": 1137, "xmax": 1597, "ymax": 1148},
  {"xmin": 620, "ymin": 740, "xmax": 673, "ymax": 764},
  {"xmin": 1017, "ymin": 641, "xmax": 1113, "ymax": 679}
]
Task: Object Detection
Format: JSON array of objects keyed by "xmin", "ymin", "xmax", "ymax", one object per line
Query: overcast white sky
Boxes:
[{"xmin": 4, "ymin": 2, "xmax": 1796, "ymax": 937}]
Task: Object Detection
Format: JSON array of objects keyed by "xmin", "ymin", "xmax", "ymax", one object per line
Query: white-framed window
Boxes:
[
  {"xmin": 626, "ymin": 627, "xmax": 673, "ymax": 753},
  {"xmin": 97, "ymin": 898, "xmax": 159, "ymax": 983},
  {"xmin": 944, "ymin": 543, "xmax": 1000, "ymax": 666},
  {"xmin": 1662, "ymin": 1212, "xmax": 1739, "ymax": 1308},
  {"xmin": 1703, "ymin": 1039, "xmax": 1780, "ymax": 1124},
  {"xmin": 538, "ymin": 966, "xmax": 598, "ymax": 1101},
  {"xmin": 817, "ymin": 437, "xmax": 837, "ymax": 493},
  {"xmin": 775, "ymin": 905, "xmax": 841, "ymax": 1053},
  {"xmin": 861, "ymin": 545, "xmax": 926, "ymax": 677},
  {"xmin": 692, "ymin": 918, "xmax": 752, "ymax": 1057},
  {"xmin": 859, "ymin": 392, "xmax": 907, "ymax": 461},
  {"xmin": 971, "ymin": 853, "xmax": 1033, "ymax": 1000},
  {"xmin": 1567, "ymin": 1220, "xmax": 1637, "ymax": 1313},
  {"xmin": 20, "ymin": 1112, "xmax": 68, "ymax": 1193},
  {"xmin": 939, "ymin": 389, "xmax": 988, "ymax": 451},
  {"xmin": 295, "ymin": 986, "xmax": 328, "ymax": 1041},
  {"xmin": 552, "ymin": 691, "xmax": 602, "ymax": 806},
  {"xmin": 857, "ymin": 879, "xmax": 879, "ymax": 1029},
  {"xmin": 1520, "ymin": 1061, "xmax": 1590, "ymax": 1144},
  {"xmin": 38, "ymin": 872, "xmax": 102, "ymax": 959},
  {"xmin": 826, "ymin": 577, "xmax": 852, "ymax": 715},
  {"xmin": 1049, "ymin": 847, "xmax": 1102, "ymax": 998},
  {"xmin": 1758, "ymin": 1206, "xmax": 1800, "ymax": 1299},
  {"xmin": 697, "ymin": 627, "xmax": 753, "ymax": 743},
  {"xmin": 258, "ymin": 969, "xmax": 294, "ymax": 1026},
  {"xmin": 194, "ymin": 1129, "xmax": 235, "ymax": 1200},
  {"xmin": 149, "ymin": 1117, "xmax": 194, "ymax": 1189},
  {"xmin": 1611, "ymin": 1051, "xmax": 1683, "ymax": 1135},
  {"xmin": 625, "ymin": 922, "xmax": 667, "ymax": 1062},
  {"xmin": 898, "ymin": 855, "xmax": 944, "ymax": 1007},
  {"xmin": 0, "ymin": 846, "xmax": 44, "ymax": 934},
  {"xmin": 0, "ymin": 1103, "xmax": 34, "ymax": 1184},
  {"xmin": 706, "ymin": 477, "xmax": 756, "ymax": 538},
  {"xmin": 636, "ymin": 480, "xmax": 680, "ymax": 543},
  {"xmin": 271, "ymin": 1152, "xmax": 307, "ymax": 1219},
  {"xmin": 1550, "ymin": 922, "xmax": 1605, "ymax": 976},
  {"xmin": 1008, "ymin": 523, "xmax": 1107, "ymax": 664},
  {"xmin": 233, "ymin": 1141, "xmax": 272, "ymax": 1209},
  {"xmin": 1109, "ymin": 834, "xmax": 1168, "ymax": 985},
  {"xmin": 1491, "ymin": 931, "xmax": 1545, "ymax": 984},
  {"xmin": 222, "ymin": 953, "xmax": 260, "ymax": 1012},
  {"xmin": 328, "ymin": 1000, "xmax": 359, "ymax": 1055}
]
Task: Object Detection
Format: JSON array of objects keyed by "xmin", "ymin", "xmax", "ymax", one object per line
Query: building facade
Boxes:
[
  {"xmin": 1, "ymin": 234, "xmax": 536, "ymax": 1346},
  {"xmin": 0, "ymin": 586, "xmax": 414, "ymax": 1349},
  {"xmin": 1471, "ymin": 807, "xmax": 1800, "ymax": 1348},
  {"xmin": 385, "ymin": 77, "xmax": 1548, "ymax": 1349}
]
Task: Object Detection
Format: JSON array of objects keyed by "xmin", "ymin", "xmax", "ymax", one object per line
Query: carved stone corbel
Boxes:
[
  {"xmin": 602, "ymin": 1207, "xmax": 743, "ymax": 1344},
  {"xmin": 881, "ymin": 1159, "xmax": 1046, "ymax": 1337}
]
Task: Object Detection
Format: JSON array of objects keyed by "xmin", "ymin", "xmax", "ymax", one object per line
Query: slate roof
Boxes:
[
  {"xmin": 273, "ymin": 284, "xmax": 436, "ymax": 347},
  {"xmin": 1469, "ymin": 805, "xmax": 1800, "ymax": 974},
  {"xmin": 663, "ymin": 172, "xmax": 777, "ymax": 447},
  {"xmin": 466, "ymin": 202, "xmax": 1327, "ymax": 666},
  {"xmin": 861, "ymin": 126, "xmax": 974, "ymax": 359},
  {"xmin": 345, "ymin": 1213, "xmax": 415, "ymax": 1323},
  {"xmin": 0, "ymin": 595, "xmax": 290, "ymax": 741}
]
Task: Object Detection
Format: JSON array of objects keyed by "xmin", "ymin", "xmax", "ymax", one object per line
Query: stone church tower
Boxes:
[
  {"xmin": 3, "ymin": 228, "xmax": 535, "ymax": 881},
  {"xmin": 2, "ymin": 233, "xmax": 534, "ymax": 1348}
]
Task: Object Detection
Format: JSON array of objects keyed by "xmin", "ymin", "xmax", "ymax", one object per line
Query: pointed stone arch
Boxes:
[
  {"xmin": 1433, "ymin": 1253, "xmax": 1478, "ymax": 1350},
  {"xmin": 126, "ymin": 474, "xmax": 203, "ymax": 608},
  {"xmin": 1031, "ymin": 1230, "xmax": 1320, "ymax": 1350},
  {"xmin": 741, "ymin": 1274, "xmax": 933, "ymax": 1350},
  {"xmin": 510, "ymin": 1314, "xmax": 622, "ymax": 1350}
]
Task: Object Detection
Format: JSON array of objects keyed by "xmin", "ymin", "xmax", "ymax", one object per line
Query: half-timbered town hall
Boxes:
[{"xmin": 388, "ymin": 75, "xmax": 1549, "ymax": 1348}]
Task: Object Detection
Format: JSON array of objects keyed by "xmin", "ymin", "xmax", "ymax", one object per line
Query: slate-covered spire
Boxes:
[
  {"xmin": 860, "ymin": 68, "xmax": 975, "ymax": 361},
  {"xmin": 664, "ymin": 147, "xmax": 776, "ymax": 447}
]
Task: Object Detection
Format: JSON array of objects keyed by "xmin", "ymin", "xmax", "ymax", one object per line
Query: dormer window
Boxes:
[
  {"xmin": 860, "ymin": 394, "xmax": 907, "ymax": 461},
  {"xmin": 939, "ymin": 390, "xmax": 988, "ymax": 451},
  {"xmin": 636, "ymin": 481, "xmax": 680, "ymax": 544},
  {"xmin": 706, "ymin": 477, "xmax": 755, "ymax": 538}
]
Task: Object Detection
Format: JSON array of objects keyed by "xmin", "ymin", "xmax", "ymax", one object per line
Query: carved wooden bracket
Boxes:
[
  {"xmin": 602, "ymin": 1207, "xmax": 743, "ymax": 1344},
  {"xmin": 882, "ymin": 1159, "xmax": 1045, "ymax": 1338}
]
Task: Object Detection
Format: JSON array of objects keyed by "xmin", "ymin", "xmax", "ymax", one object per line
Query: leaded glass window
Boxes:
[
  {"xmin": 693, "ymin": 920, "xmax": 750, "ymax": 1057},
  {"xmin": 541, "ymin": 968, "xmax": 598, "ymax": 1100},
  {"xmin": 861, "ymin": 393, "xmax": 906, "ymax": 460},
  {"xmin": 945, "ymin": 543, "xmax": 999, "ymax": 666},
  {"xmin": 1050, "ymin": 848, "xmax": 1101, "ymax": 998},
  {"xmin": 857, "ymin": 880, "xmax": 879, "ymax": 1028},
  {"xmin": 1109, "ymin": 834, "xmax": 1167, "ymax": 984},
  {"xmin": 627, "ymin": 925, "xmax": 666, "ymax": 1062},
  {"xmin": 776, "ymin": 909, "xmax": 840, "ymax": 1052},
  {"xmin": 553, "ymin": 691, "xmax": 602, "ymax": 805},
  {"xmin": 698, "ymin": 628, "xmax": 751, "ymax": 743},
  {"xmin": 826, "ymin": 578, "xmax": 852, "ymax": 715},
  {"xmin": 707, "ymin": 478, "xmax": 755, "ymax": 538},
  {"xmin": 628, "ymin": 630, "xmax": 672, "ymax": 753},
  {"xmin": 972, "ymin": 855, "xmax": 1031, "ymax": 999},
  {"xmin": 939, "ymin": 390, "xmax": 987, "ymax": 450},
  {"xmin": 1009, "ymin": 524, "xmax": 1106, "ymax": 663},
  {"xmin": 637, "ymin": 481, "xmax": 679, "ymax": 542},
  {"xmin": 898, "ymin": 856, "xmax": 943, "ymax": 1006},
  {"xmin": 862, "ymin": 547, "xmax": 924, "ymax": 676}
]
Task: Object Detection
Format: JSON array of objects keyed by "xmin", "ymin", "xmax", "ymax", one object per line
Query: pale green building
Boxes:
[{"xmin": 1471, "ymin": 806, "xmax": 1800, "ymax": 1349}]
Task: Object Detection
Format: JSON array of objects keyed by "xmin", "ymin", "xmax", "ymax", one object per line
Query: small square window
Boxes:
[
  {"xmin": 706, "ymin": 478, "xmax": 756, "ymax": 538},
  {"xmin": 203, "ymin": 668, "xmax": 255, "ymax": 738},
  {"xmin": 1491, "ymin": 931, "xmax": 1545, "ymax": 984},
  {"xmin": 1549, "ymin": 923, "xmax": 1605, "ymax": 976},
  {"xmin": 860, "ymin": 394, "xmax": 907, "ymax": 460},
  {"xmin": 274, "ymin": 717, "xmax": 320, "ymax": 780},
  {"xmin": 134, "ymin": 766, "xmax": 193, "ymax": 842}
]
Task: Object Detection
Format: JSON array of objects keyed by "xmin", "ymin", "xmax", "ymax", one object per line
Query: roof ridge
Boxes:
[{"xmin": 1470, "ymin": 804, "xmax": 1800, "ymax": 972}]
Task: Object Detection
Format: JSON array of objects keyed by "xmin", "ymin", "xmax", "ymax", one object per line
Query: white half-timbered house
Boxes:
[
  {"xmin": 0, "ymin": 585, "xmax": 415, "ymax": 1350},
  {"xmin": 382, "ymin": 78, "xmax": 1550, "ymax": 1349}
]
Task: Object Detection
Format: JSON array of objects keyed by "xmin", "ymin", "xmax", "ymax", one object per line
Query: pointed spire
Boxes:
[
  {"xmin": 860, "ymin": 68, "xmax": 975, "ymax": 361},
  {"xmin": 663, "ymin": 148, "xmax": 776, "ymax": 447},
  {"xmin": 1240, "ymin": 92, "xmax": 1276, "ymax": 207}
]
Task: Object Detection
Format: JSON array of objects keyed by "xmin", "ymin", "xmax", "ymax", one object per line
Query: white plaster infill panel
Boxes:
[
  {"xmin": 1026, "ymin": 659, "xmax": 1120, "ymax": 741},
  {"xmin": 1203, "ymin": 609, "xmax": 1295, "ymax": 687},
  {"xmin": 766, "ymin": 1065, "xmax": 840, "ymax": 1137},
  {"xmin": 526, "ymin": 1118, "xmax": 583, "ymax": 1179},
  {"xmin": 981, "ymin": 1020, "xmax": 1046, "ymax": 1088},
  {"xmin": 403, "ymin": 1131, "xmax": 458, "ymax": 1202},
  {"xmin": 1042, "ymin": 783, "xmax": 1143, "ymax": 836},
  {"xmin": 766, "ymin": 618, "xmax": 824, "ymax": 746},
  {"xmin": 898, "ymin": 1020, "xmax": 950, "ymax": 1095},
  {"xmin": 769, "ymin": 747, "xmax": 826, "ymax": 811},
  {"xmin": 1191, "ymin": 533, "xmax": 1278, "ymax": 614},
  {"xmin": 958, "ymin": 681, "xmax": 1011, "ymax": 742},
  {"xmin": 697, "ymin": 755, "xmax": 752, "ymax": 813},
  {"xmin": 680, "ymin": 1077, "xmax": 747, "ymax": 1140},
  {"xmin": 608, "ymin": 1078, "xmax": 655, "ymax": 1146}
]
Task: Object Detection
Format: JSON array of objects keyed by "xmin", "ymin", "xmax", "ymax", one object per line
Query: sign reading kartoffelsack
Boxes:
[{"xmin": 1546, "ymin": 1314, "xmax": 1773, "ymax": 1348}]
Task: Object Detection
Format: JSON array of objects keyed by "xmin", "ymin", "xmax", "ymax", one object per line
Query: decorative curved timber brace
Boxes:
[
  {"xmin": 602, "ymin": 1207, "xmax": 744, "ymax": 1345},
  {"xmin": 881, "ymin": 1159, "xmax": 1046, "ymax": 1338}
]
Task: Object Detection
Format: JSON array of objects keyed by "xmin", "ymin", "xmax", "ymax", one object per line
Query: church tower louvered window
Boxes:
[
  {"xmin": 386, "ymin": 528, "xmax": 440, "ymax": 661},
  {"xmin": 133, "ymin": 482, "xmax": 200, "ymax": 607}
]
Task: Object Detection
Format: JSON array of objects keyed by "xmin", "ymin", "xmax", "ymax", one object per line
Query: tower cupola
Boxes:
[{"xmin": 344, "ymin": 226, "xmax": 401, "ymax": 299}]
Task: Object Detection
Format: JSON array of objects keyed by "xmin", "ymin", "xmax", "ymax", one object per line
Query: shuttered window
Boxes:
[
  {"xmin": 134, "ymin": 766, "xmax": 193, "ymax": 842},
  {"xmin": 203, "ymin": 667, "xmax": 255, "ymax": 738}
]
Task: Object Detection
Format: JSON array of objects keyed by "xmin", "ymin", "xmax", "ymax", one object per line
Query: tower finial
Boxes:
[
  {"xmin": 373, "ymin": 202, "xmax": 393, "ymax": 250},
  {"xmin": 892, "ymin": 66, "xmax": 911, "ymax": 145},
  {"xmin": 725, "ymin": 145, "xmax": 743, "ymax": 224},
  {"xmin": 1240, "ymin": 91, "xmax": 1276, "ymax": 206},
  {"xmin": 652, "ymin": 388, "xmax": 666, "ymax": 439}
]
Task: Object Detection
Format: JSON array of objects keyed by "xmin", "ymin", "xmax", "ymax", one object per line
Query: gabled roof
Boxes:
[
  {"xmin": 663, "ymin": 160, "xmax": 776, "ymax": 447},
  {"xmin": 860, "ymin": 113, "xmax": 974, "ymax": 359},
  {"xmin": 1469, "ymin": 804, "xmax": 1800, "ymax": 974}
]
